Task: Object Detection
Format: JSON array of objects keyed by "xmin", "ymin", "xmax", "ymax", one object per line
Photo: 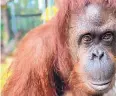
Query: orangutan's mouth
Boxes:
[{"xmin": 89, "ymin": 80, "xmax": 112, "ymax": 91}]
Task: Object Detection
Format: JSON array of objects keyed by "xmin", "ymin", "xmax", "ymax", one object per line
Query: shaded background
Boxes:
[
  {"xmin": 1, "ymin": 0, "xmax": 57, "ymax": 62},
  {"xmin": 0, "ymin": 0, "xmax": 116, "ymax": 95}
]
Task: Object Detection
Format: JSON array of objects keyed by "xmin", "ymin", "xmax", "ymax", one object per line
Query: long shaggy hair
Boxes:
[{"xmin": 2, "ymin": 0, "xmax": 116, "ymax": 96}]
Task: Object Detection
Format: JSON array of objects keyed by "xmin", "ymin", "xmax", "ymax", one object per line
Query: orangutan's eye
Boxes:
[{"xmin": 82, "ymin": 34, "xmax": 93, "ymax": 44}]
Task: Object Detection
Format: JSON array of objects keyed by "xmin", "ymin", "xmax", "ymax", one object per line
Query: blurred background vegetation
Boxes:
[{"xmin": 0, "ymin": 0, "xmax": 58, "ymax": 92}]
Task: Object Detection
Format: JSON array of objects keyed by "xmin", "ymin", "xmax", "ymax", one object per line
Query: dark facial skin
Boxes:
[{"xmin": 69, "ymin": 4, "xmax": 116, "ymax": 94}]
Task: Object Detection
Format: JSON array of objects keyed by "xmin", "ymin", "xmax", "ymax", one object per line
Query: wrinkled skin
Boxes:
[
  {"xmin": 68, "ymin": 4, "xmax": 116, "ymax": 96},
  {"xmin": 2, "ymin": 2, "xmax": 116, "ymax": 96}
]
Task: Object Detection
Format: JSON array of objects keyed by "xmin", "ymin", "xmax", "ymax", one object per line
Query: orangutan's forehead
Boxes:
[
  {"xmin": 85, "ymin": 4, "xmax": 104, "ymax": 24},
  {"xmin": 76, "ymin": 4, "xmax": 116, "ymax": 32},
  {"xmin": 84, "ymin": 4, "xmax": 111, "ymax": 25}
]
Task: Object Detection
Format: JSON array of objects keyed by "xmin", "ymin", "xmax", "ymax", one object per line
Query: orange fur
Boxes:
[{"xmin": 2, "ymin": 0, "xmax": 116, "ymax": 96}]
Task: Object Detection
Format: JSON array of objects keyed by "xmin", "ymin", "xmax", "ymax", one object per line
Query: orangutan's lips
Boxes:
[
  {"xmin": 91, "ymin": 80, "xmax": 111, "ymax": 86},
  {"xmin": 89, "ymin": 80, "xmax": 111, "ymax": 91}
]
